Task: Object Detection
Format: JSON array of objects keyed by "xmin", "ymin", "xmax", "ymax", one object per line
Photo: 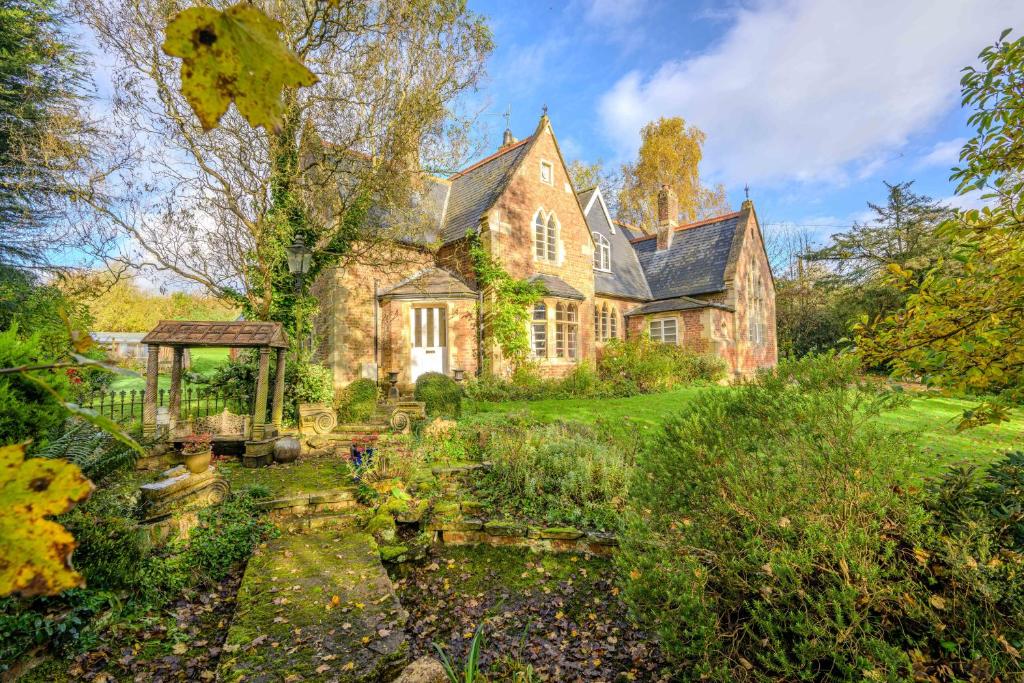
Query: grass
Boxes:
[
  {"xmin": 107, "ymin": 347, "xmax": 231, "ymax": 393},
  {"xmin": 465, "ymin": 387, "xmax": 1023, "ymax": 477}
]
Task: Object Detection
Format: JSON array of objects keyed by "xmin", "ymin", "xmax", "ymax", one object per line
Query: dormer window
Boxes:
[
  {"xmin": 533, "ymin": 209, "xmax": 557, "ymax": 262},
  {"xmin": 593, "ymin": 233, "xmax": 611, "ymax": 271},
  {"xmin": 539, "ymin": 160, "xmax": 553, "ymax": 185}
]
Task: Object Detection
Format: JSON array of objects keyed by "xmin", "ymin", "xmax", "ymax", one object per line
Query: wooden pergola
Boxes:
[{"xmin": 140, "ymin": 321, "xmax": 289, "ymax": 450}]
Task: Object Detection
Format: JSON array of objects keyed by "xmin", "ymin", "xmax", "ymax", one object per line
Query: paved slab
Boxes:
[{"xmin": 218, "ymin": 531, "xmax": 408, "ymax": 682}]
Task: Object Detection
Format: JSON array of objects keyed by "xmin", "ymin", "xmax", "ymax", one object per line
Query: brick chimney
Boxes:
[{"xmin": 656, "ymin": 184, "xmax": 678, "ymax": 251}]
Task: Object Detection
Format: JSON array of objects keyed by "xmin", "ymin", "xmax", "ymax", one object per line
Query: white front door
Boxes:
[{"xmin": 410, "ymin": 306, "xmax": 447, "ymax": 382}]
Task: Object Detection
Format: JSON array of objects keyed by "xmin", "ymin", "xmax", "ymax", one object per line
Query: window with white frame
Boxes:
[
  {"xmin": 649, "ymin": 318, "xmax": 678, "ymax": 344},
  {"xmin": 539, "ymin": 160, "xmax": 553, "ymax": 185},
  {"xmin": 531, "ymin": 302, "xmax": 547, "ymax": 357},
  {"xmin": 593, "ymin": 233, "xmax": 611, "ymax": 271},
  {"xmin": 533, "ymin": 210, "xmax": 557, "ymax": 262},
  {"xmin": 555, "ymin": 303, "xmax": 578, "ymax": 359},
  {"xmin": 610, "ymin": 308, "xmax": 618, "ymax": 339}
]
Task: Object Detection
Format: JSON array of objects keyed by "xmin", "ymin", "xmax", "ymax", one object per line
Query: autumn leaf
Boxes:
[
  {"xmin": 162, "ymin": 3, "xmax": 318, "ymax": 132},
  {"xmin": 0, "ymin": 443, "xmax": 94, "ymax": 597}
]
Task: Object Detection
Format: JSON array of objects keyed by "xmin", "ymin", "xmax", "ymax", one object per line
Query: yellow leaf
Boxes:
[
  {"xmin": 628, "ymin": 569, "xmax": 641, "ymax": 580},
  {"xmin": 331, "ymin": 594, "xmax": 340, "ymax": 607},
  {"xmin": 0, "ymin": 443, "xmax": 94, "ymax": 597},
  {"xmin": 929, "ymin": 595, "xmax": 946, "ymax": 610},
  {"xmin": 172, "ymin": 642, "xmax": 189, "ymax": 655},
  {"xmin": 162, "ymin": 3, "xmax": 318, "ymax": 132}
]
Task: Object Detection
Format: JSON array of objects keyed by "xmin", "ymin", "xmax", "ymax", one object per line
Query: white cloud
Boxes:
[
  {"xmin": 940, "ymin": 188, "xmax": 992, "ymax": 212},
  {"xmin": 917, "ymin": 137, "xmax": 967, "ymax": 169},
  {"xmin": 598, "ymin": 0, "xmax": 1018, "ymax": 186}
]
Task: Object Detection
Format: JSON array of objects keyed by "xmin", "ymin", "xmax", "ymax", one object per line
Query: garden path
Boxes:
[{"xmin": 217, "ymin": 530, "xmax": 409, "ymax": 682}]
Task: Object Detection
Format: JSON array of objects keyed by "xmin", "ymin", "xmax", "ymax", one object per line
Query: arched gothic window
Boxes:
[
  {"xmin": 534, "ymin": 210, "xmax": 557, "ymax": 262},
  {"xmin": 600, "ymin": 303, "xmax": 608, "ymax": 340},
  {"xmin": 610, "ymin": 308, "xmax": 618, "ymax": 339},
  {"xmin": 593, "ymin": 233, "xmax": 611, "ymax": 271}
]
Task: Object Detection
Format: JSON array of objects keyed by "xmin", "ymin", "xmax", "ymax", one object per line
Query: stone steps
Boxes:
[{"xmin": 219, "ymin": 531, "xmax": 409, "ymax": 682}]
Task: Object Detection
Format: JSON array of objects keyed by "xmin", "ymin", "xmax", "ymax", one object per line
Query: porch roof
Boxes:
[
  {"xmin": 377, "ymin": 267, "xmax": 477, "ymax": 300},
  {"xmin": 141, "ymin": 320, "xmax": 289, "ymax": 348},
  {"xmin": 527, "ymin": 273, "xmax": 585, "ymax": 301}
]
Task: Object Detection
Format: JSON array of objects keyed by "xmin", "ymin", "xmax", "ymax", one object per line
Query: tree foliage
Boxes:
[
  {"xmin": 76, "ymin": 0, "xmax": 493, "ymax": 344},
  {"xmin": 0, "ymin": 443, "xmax": 94, "ymax": 597},
  {"xmin": 0, "ymin": 0, "xmax": 96, "ymax": 267},
  {"xmin": 617, "ymin": 117, "xmax": 729, "ymax": 228},
  {"xmin": 857, "ymin": 30, "xmax": 1024, "ymax": 426}
]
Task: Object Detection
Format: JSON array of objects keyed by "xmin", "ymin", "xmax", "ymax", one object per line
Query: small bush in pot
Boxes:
[
  {"xmin": 414, "ymin": 372, "xmax": 462, "ymax": 418},
  {"xmin": 180, "ymin": 432, "xmax": 213, "ymax": 473}
]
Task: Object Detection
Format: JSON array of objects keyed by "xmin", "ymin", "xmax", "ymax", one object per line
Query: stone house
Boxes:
[{"xmin": 313, "ymin": 113, "xmax": 776, "ymax": 392}]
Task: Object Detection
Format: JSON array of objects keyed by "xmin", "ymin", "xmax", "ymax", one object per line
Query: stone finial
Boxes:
[
  {"xmin": 501, "ymin": 128, "xmax": 517, "ymax": 147},
  {"xmin": 656, "ymin": 184, "xmax": 678, "ymax": 251}
]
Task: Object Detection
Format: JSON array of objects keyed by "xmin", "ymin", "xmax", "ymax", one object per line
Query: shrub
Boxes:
[
  {"xmin": 415, "ymin": 372, "xmax": 462, "ymax": 418},
  {"xmin": 0, "ymin": 326, "xmax": 71, "ymax": 451},
  {"xmin": 618, "ymin": 354, "xmax": 1024, "ymax": 680},
  {"xmin": 598, "ymin": 336, "xmax": 726, "ymax": 394},
  {"xmin": 476, "ymin": 422, "xmax": 629, "ymax": 531},
  {"xmin": 208, "ymin": 353, "xmax": 334, "ymax": 422},
  {"xmin": 337, "ymin": 377, "xmax": 378, "ymax": 423}
]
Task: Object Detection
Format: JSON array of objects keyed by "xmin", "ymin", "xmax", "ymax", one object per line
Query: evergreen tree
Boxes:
[{"xmin": 0, "ymin": 0, "xmax": 90, "ymax": 267}]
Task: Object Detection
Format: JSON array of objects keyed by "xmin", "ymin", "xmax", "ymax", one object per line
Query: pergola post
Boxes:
[
  {"xmin": 143, "ymin": 344, "xmax": 160, "ymax": 438},
  {"xmin": 251, "ymin": 347, "xmax": 271, "ymax": 441},
  {"xmin": 271, "ymin": 348, "xmax": 286, "ymax": 432},
  {"xmin": 168, "ymin": 346, "xmax": 184, "ymax": 435}
]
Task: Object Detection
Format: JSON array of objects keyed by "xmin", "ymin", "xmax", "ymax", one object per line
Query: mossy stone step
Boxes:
[{"xmin": 219, "ymin": 531, "xmax": 408, "ymax": 682}]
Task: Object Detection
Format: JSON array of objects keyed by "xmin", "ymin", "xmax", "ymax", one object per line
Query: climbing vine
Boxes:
[{"xmin": 467, "ymin": 230, "xmax": 546, "ymax": 365}]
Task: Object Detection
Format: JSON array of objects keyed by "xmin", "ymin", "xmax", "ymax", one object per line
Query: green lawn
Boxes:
[
  {"xmin": 466, "ymin": 387, "xmax": 1023, "ymax": 476},
  {"xmin": 107, "ymin": 347, "xmax": 231, "ymax": 393}
]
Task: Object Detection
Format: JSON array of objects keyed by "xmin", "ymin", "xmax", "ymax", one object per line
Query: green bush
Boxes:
[
  {"xmin": 618, "ymin": 354, "xmax": 1024, "ymax": 680},
  {"xmin": 208, "ymin": 353, "xmax": 334, "ymax": 422},
  {"xmin": 414, "ymin": 372, "xmax": 462, "ymax": 417},
  {"xmin": 476, "ymin": 422, "xmax": 630, "ymax": 531},
  {"xmin": 337, "ymin": 377, "xmax": 379, "ymax": 423},
  {"xmin": 0, "ymin": 326, "xmax": 70, "ymax": 451},
  {"xmin": 598, "ymin": 336, "xmax": 726, "ymax": 394}
]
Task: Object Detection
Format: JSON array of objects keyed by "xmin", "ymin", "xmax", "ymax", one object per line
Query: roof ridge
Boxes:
[
  {"xmin": 450, "ymin": 137, "xmax": 533, "ymax": 179},
  {"xmin": 628, "ymin": 210, "xmax": 744, "ymax": 243}
]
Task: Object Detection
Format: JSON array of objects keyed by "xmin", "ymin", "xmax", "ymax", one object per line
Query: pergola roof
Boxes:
[{"xmin": 141, "ymin": 321, "xmax": 289, "ymax": 349}]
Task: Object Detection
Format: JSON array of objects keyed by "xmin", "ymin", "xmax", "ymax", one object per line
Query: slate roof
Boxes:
[
  {"xmin": 624, "ymin": 296, "xmax": 733, "ymax": 317},
  {"xmin": 141, "ymin": 321, "xmax": 289, "ymax": 348},
  {"xmin": 527, "ymin": 273, "xmax": 585, "ymax": 300},
  {"xmin": 631, "ymin": 212, "xmax": 744, "ymax": 299},
  {"xmin": 580, "ymin": 189, "xmax": 652, "ymax": 300},
  {"xmin": 439, "ymin": 137, "xmax": 533, "ymax": 244},
  {"xmin": 378, "ymin": 267, "xmax": 477, "ymax": 299}
]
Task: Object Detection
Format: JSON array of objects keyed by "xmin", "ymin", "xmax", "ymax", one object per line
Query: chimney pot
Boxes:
[{"xmin": 656, "ymin": 184, "xmax": 678, "ymax": 251}]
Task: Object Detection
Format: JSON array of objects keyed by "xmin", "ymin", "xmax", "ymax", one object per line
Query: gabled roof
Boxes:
[
  {"xmin": 624, "ymin": 296, "xmax": 733, "ymax": 317},
  {"xmin": 439, "ymin": 137, "xmax": 533, "ymax": 243},
  {"xmin": 378, "ymin": 267, "xmax": 476, "ymax": 299},
  {"xmin": 142, "ymin": 321, "xmax": 289, "ymax": 348},
  {"xmin": 631, "ymin": 211, "xmax": 746, "ymax": 299},
  {"xmin": 580, "ymin": 188, "xmax": 652, "ymax": 301},
  {"xmin": 527, "ymin": 273, "xmax": 585, "ymax": 300}
]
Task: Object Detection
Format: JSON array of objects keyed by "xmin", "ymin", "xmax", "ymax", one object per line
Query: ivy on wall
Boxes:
[{"xmin": 466, "ymin": 229, "xmax": 546, "ymax": 365}]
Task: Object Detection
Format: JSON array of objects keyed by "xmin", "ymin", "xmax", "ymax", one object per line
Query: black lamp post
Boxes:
[{"xmin": 285, "ymin": 235, "xmax": 313, "ymax": 354}]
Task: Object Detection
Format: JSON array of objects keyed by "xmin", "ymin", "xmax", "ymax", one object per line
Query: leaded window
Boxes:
[
  {"xmin": 649, "ymin": 318, "xmax": 678, "ymax": 344},
  {"xmin": 531, "ymin": 302, "xmax": 547, "ymax": 357}
]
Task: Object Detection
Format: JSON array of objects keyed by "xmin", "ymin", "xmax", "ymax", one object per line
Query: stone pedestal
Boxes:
[
  {"xmin": 243, "ymin": 437, "xmax": 278, "ymax": 468},
  {"xmin": 139, "ymin": 465, "xmax": 230, "ymax": 521}
]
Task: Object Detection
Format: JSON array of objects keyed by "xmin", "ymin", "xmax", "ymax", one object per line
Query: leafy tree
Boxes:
[
  {"xmin": 617, "ymin": 117, "xmax": 729, "ymax": 228},
  {"xmin": 567, "ymin": 158, "xmax": 621, "ymax": 211},
  {"xmin": 0, "ymin": 0, "xmax": 95, "ymax": 267},
  {"xmin": 75, "ymin": 0, "xmax": 493, "ymax": 344},
  {"xmin": 806, "ymin": 181, "xmax": 953, "ymax": 285},
  {"xmin": 857, "ymin": 30, "xmax": 1024, "ymax": 427}
]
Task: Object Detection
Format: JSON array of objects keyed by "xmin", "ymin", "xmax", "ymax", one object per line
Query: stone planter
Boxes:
[
  {"xmin": 182, "ymin": 448, "xmax": 212, "ymax": 474},
  {"xmin": 274, "ymin": 436, "xmax": 301, "ymax": 464}
]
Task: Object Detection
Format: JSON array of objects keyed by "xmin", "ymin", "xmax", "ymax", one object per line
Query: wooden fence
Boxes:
[{"xmin": 82, "ymin": 386, "xmax": 252, "ymax": 423}]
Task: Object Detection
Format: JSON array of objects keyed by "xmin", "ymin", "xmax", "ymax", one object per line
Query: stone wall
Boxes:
[{"xmin": 379, "ymin": 297, "xmax": 479, "ymax": 391}]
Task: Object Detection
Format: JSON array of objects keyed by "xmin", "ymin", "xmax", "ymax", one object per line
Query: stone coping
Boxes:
[{"xmin": 253, "ymin": 489, "xmax": 356, "ymax": 511}]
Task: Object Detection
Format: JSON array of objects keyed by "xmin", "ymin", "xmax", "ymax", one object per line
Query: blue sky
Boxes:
[{"xmin": 466, "ymin": 0, "xmax": 1019, "ymax": 244}]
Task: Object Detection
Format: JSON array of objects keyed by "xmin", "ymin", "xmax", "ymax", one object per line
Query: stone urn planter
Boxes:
[
  {"xmin": 181, "ymin": 432, "xmax": 213, "ymax": 474},
  {"xmin": 274, "ymin": 436, "xmax": 301, "ymax": 464}
]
